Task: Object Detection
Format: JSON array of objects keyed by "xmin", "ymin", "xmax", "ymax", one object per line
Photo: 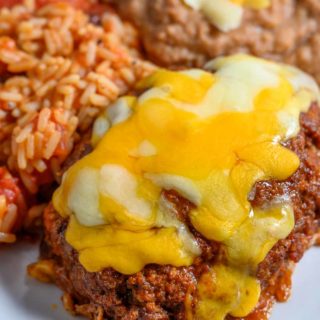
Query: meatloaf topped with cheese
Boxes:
[{"xmin": 32, "ymin": 55, "xmax": 320, "ymax": 320}]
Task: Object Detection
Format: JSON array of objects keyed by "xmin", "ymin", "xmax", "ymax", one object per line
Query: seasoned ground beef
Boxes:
[
  {"xmin": 112, "ymin": 0, "xmax": 320, "ymax": 83},
  {"xmin": 41, "ymin": 103, "xmax": 320, "ymax": 320}
]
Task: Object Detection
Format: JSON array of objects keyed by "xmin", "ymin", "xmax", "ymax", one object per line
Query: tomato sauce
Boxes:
[
  {"xmin": 36, "ymin": 0, "xmax": 90, "ymax": 10},
  {"xmin": 0, "ymin": 0, "xmax": 92, "ymax": 10},
  {"xmin": 0, "ymin": 167, "xmax": 27, "ymax": 230},
  {"xmin": 0, "ymin": 0, "xmax": 22, "ymax": 7}
]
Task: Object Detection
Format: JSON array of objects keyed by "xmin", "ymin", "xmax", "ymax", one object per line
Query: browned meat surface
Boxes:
[
  {"xmin": 41, "ymin": 103, "xmax": 320, "ymax": 320},
  {"xmin": 112, "ymin": 0, "xmax": 320, "ymax": 83}
]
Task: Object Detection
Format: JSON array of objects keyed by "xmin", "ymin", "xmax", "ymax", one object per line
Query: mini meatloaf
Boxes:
[
  {"xmin": 41, "ymin": 103, "xmax": 320, "ymax": 320},
  {"xmin": 112, "ymin": 0, "xmax": 320, "ymax": 83}
]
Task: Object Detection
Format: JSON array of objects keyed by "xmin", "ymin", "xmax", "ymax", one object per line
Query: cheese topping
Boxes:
[
  {"xmin": 53, "ymin": 54, "xmax": 319, "ymax": 319},
  {"xmin": 183, "ymin": 0, "xmax": 270, "ymax": 31}
]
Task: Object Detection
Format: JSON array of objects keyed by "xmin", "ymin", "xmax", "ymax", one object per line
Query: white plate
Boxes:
[{"xmin": 0, "ymin": 241, "xmax": 319, "ymax": 320}]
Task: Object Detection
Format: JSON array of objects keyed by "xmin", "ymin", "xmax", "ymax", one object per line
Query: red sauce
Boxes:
[
  {"xmin": 36, "ymin": 0, "xmax": 90, "ymax": 10},
  {"xmin": 0, "ymin": 37, "xmax": 16, "ymax": 50},
  {"xmin": 0, "ymin": 168, "xmax": 20, "ymax": 204},
  {"xmin": 0, "ymin": 0, "xmax": 22, "ymax": 7},
  {"xmin": 0, "ymin": 0, "xmax": 92, "ymax": 10},
  {"xmin": 0, "ymin": 167, "xmax": 27, "ymax": 230}
]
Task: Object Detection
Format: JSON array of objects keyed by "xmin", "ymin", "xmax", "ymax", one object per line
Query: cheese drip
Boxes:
[
  {"xmin": 183, "ymin": 0, "xmax": 270, "ymax": 31},
  {"xmin": 53, "ymin": 54, "xmax": 319, "ymax": 320}
]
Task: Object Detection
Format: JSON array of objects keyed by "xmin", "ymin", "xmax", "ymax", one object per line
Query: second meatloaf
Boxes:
[{"xmin": 113, "ymin": 0, "xmax": 320, "ymax": 84}]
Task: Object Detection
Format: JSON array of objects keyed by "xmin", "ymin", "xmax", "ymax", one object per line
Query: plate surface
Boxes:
[{"xmin": 0, "ymin": 241, "xmax": 319, "ymax": 320}]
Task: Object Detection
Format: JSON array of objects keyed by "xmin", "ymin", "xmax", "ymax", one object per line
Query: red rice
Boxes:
[{"xmin": 0, "ymin": 1, "xmax": 154, "ymax": 191}]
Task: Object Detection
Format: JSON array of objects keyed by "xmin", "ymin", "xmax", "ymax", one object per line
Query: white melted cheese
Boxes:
[
  {"xmin": 145, "ymin": 173, "xmax": 202, "ymax": 206},
  {"xmin": 68, "ymin": 168, "xmax": 105, "ymax": 226},
  {"xmin": 92, "ymin": 97, "xmax": 135, "ymax": 146},
  {"xmin": 183, "ymin": 0, "xmax": 270, "ymax": 32},
  {"xmin": 99, "ymin": 164, "xmax": 152, "ymax": 221},
  {"xmin": 129, "ymin": 140, "xmax": 158, "ymax": 157}
]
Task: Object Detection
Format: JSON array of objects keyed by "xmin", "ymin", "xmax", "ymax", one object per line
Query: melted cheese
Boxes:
[
  {"xmin": 183, "ymin": 0, "xmax": 270, "ymax": 31},
  {"xmin": 195, "ymin": 264, "xmax": 261, "ymax": 319},
  {"xmin": 53, "ymin": 54, "xmax": 319, "ymax": 319}
]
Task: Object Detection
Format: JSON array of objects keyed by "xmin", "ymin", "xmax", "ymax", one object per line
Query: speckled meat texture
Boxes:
[
  {"xmin": 112, "ymin": 0, "xmax": 320, "ymax": 83},
  {"xmin": 41, "ymin": 103, "xmax": 320, "ymax": 320}
]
